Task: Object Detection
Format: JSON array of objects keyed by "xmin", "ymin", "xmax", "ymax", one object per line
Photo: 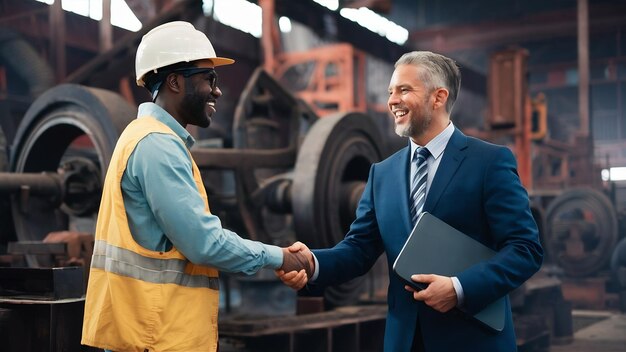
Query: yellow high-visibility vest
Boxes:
[{"xmin": 82, "ymin": 117, "xmax": 219, "ymax": 352}]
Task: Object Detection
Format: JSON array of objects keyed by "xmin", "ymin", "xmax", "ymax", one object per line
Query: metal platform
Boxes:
[
  {"xmin": 550, "ymin": 310, "xmax": 626, "ymax": 352},
  {"xmin": 219, "ymin": 304, "xmax": 387, "ymax": 352}
]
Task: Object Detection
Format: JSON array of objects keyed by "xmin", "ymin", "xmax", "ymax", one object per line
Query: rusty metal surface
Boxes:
[
  {"xmin": 275, "ymin": 44, "xmax": 367, "ymax": 118},
  {"xmin": 561, "ymin": 277, "xmax": 610, "ymax": 310},
  {"xmin": 488, "ymin": 49, "xmax": 527, "ymax": 129}
]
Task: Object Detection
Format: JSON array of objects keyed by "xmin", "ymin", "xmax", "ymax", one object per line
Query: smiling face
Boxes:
[
  {"xmin": 388, "ymin": 64, "xmax": 434, "ymax": 141},
  {"xmin": 178, "ymin": 59, "xmax": 222, "ymax": 128}
]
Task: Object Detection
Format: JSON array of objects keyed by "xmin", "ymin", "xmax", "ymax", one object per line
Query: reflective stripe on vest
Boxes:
[{"xmin": 91, "ymin": 240, "xmax": 219, "ymax": 290}]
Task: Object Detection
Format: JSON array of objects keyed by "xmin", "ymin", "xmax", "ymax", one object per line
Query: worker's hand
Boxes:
[
  {"xmin": 405, "ymin": 274, "xmax": 457, "ymax": 313},
  {"xmin": 276, "ymin": 241, "xmax": 315, "ymax": 291},
  {"xmin": 287, "ymin": 241, "xmax": 314, "ymax": 275},
  {"xmin": 280, "ymin": 245, "xmax": 313, "ymax": 277}
]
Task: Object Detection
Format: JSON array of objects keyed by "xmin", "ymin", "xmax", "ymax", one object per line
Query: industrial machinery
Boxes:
[
  {"xmin": 0, "ymin": 64, "xmax": 387, "ymax": 352},
  {"xmin": 2, "ymin": 0, "xmax": 620, "ymax": 351},
  {"xmin": 484, "ymin": 48, "xmax": 624, "ymax": 315},
  {"xmin": 0, "ymin": 68, "xmax": 385, "ymax": 288},
  {"xmin": 0, "ymin": 1, "xmax": 393, "ymax": 350},
  {"xmin": 0, "ymin": 81, "xmax": 386, "ymax": 350}
]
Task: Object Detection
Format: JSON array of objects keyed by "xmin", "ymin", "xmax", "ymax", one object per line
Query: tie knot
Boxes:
[{"xmin": 414, "ymin": 147, "xmax": 430, "ymax": 163}]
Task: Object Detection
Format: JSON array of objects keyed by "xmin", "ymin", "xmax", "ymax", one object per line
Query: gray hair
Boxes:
[{"xmin": 395, "ymin": 51, "xmax": 461, "ymax": 113}]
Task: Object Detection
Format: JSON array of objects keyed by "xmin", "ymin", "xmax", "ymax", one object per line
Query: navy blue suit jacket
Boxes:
[{"xmin": 313, "ymin": 128, "xmax": 543, "ymax": 352}]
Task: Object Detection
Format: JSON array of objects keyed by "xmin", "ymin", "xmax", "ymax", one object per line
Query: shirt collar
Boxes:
[
  {"xmin": 137, "ymin": 102, "xmax": 195, "ymax": 149},
  {"xmin": 409, "ymin": 121, "xmax": 455, "ymax": 160}
]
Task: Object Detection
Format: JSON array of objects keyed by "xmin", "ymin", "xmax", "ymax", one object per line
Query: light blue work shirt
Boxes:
[{"xmin": 120, "ymin": 102, "xmax": 283, "ymax": 274}]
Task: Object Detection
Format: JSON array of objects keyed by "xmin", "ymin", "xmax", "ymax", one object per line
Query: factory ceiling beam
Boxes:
[
  {"xmin": 100, "ymin": 0, "xmax": 113, "ymax": 52},
  {"xmin": 0, "ymin": 0, "xmax": 108, "ymax": 54},
  {"xmin": 124, "ymin": 0, "xmax": 157, "ymax": 23},
  {"xmin": 125, "ymin": 0, "xmax": 181, "ymax": 23},
  {"xmin": 49, "ymin": 0, "xmax": 66, "ymax": 81},
  {"xmin": 409, "ymin": 3, "xmax": 626, "ymax": 53},
  {"xmin": 577, "ymin": 0, "xmax": 590, "ymax": 139}
]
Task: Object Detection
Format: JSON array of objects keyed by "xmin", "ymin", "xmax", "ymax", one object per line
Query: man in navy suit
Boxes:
[{"xmin": 277, "ymin": 51, "xmax": 543, "ymax": 351}]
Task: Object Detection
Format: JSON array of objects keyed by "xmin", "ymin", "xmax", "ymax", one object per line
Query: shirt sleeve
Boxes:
[
  {"xmin": 451, "ymin": 276, "xmax": 465, "ymax": 307},
  {"xmin": 126, "ymin": 132, "xmax": 283, "ymax": 274},
  {"xmin": 311, "ymin": 253, "xmax": 320, "ymax": 281}
]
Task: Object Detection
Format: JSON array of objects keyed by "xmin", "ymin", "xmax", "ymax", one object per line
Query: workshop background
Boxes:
[{"xmin": 1, "ymin": 0, "xmax": 626, "ymax": 351}]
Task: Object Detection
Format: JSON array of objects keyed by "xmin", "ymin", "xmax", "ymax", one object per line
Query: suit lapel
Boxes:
[{"xmin": 424, "ymin": 128, "xmax": 468, "ymax": 212}]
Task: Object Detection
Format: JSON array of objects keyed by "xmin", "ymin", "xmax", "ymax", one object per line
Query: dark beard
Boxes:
[
  {"xmin": 181, "ymin": 81, "xmax": 211, "ymax": 128},
  {"xmin": 409, "ymin": 108, "xmax": 432, "ymax": 138}
]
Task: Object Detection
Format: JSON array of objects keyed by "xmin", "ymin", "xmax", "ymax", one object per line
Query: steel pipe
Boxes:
[{"xmin": 0, "ymin": 172, "xmax": 62, "ymax": 197}]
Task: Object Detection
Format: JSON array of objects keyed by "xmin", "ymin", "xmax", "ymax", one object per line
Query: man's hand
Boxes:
[
  {"xmin": 275, "ymin": 269, "xmax": 308, "ymax": 290},
  {"xmin": 280, "ymin": 246, "xmax": 313, "ymax": 277},
  {"xmin": 276, "ymin": 241, "xmax": 314, "ymax": 290},
  {"xmin": 404, "ymin": 274, "xmax": 457, "ymax": 313}
]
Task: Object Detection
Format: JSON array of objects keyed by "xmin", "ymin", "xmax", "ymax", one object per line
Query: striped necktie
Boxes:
[{"xmin": 410, "ymin": 147, "xmax": 431, "ymax": 224}]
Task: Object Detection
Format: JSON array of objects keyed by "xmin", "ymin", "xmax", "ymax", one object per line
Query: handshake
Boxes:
[{"xmin": 277, "ymin": 242, "xmax": 313, "ymax": 290}]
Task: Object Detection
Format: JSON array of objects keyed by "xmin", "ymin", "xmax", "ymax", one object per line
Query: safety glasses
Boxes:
[{"xmin": 172, "ymin": 67, "xmax": 218, "ymax": 90}]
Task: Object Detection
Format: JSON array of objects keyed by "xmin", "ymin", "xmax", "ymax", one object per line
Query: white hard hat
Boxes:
[{"xmin": 135, "ymin": 21, "xmax": 234, "ymax": 87}]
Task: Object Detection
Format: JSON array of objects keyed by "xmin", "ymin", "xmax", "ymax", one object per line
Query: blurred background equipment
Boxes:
[{"xmin": 1, "ymin": 0, "xmax": 626, "ymax": 351}]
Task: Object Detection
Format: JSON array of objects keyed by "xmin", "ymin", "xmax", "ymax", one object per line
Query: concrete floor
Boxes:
[{"xmin": 550, "ymin": 310, "xmax": 626, "ymax": 352}]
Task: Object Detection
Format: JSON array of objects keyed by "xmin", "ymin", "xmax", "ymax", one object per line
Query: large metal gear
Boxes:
[
  {"xmin": 292, "ymin": 111, "xmax": 385, "ymax": 306},
  {"xmin": 293, "ymin": 111, "xmax": 384, "ymax": 247},
  {"xmin": 545, "ymin": 187, "xmax": 618, "ymax": 277},
  {"xmin": 7, "ymin": 84, "xmax": 135, "ymax": 265}
]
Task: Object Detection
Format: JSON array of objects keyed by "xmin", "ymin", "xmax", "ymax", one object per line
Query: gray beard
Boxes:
[
  {"xmin": 394, "ymin": 112, "xmax": 432, "ymax": 139},
  {"xmin": 395, "ymin": 121, "xmax": 412, "ymax": 138}
]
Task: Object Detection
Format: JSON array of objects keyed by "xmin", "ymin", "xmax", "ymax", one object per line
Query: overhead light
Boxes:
[
  {"xmin": 279, "ymin": 17, "xmax": 292, "ymax": 33},
  {"xmin": 339, "ymin": 7, "xmax": 408, "ymax": 45},
  {"xmin": 313, "ymin": 0, "xmax": 339, "ymax": 11},
  {"xmin": 202, "ymin": 0, "xmax": 407, "ymax": 45},
  {"xmin": 35, "ymin": 0, "xmax": 142, "ymax": 32},
  {"xmin": 602, "ymin": 167, "xmax": 626, "ymax": 181},
  {"xmin": 203, "ymin": 0, "xmax": 261, "ymax": 38}
]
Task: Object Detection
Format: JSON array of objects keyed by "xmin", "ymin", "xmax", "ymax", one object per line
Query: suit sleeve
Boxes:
[
  {"xmin": 312, "ymin": 165, "xmax": 385, "ymax": 286},
  {"xmin": 457, "ymin": 147, "xmax": 543, "ymax": 314}
]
